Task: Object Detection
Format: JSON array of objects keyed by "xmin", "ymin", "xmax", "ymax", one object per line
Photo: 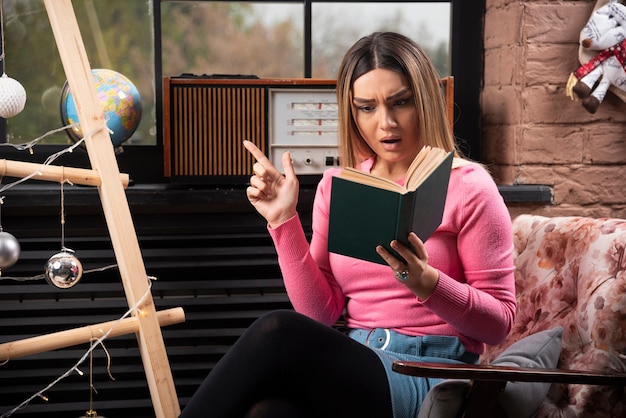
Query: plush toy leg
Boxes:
[
  {"xmin": 574, "ymin": 66, "xmax": 603, "ymax": 99},
  {"xmin": 584, "ymin": 77, "xmax": 611, "ymax": 113},
  {"xmin": 573, "ymin": 81, "xmax": 592, "ymax": 99},
  {"xmin": 582, "ymin": 55, "xmax": 626, "ymax": 113},
  {"xmin": 582, "ymin": 95, "xmax": 601, "ymax": 113}
]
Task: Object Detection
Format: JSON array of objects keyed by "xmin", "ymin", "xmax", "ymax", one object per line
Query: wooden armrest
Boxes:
[{"xmin": 392, "ymin": 361, "xmax": 626, "ymax": 386}]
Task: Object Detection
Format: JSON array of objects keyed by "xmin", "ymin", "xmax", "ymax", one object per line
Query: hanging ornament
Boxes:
[
  {"xmin": 0, "ymin": 198, "xmax": 20, "ymax": 273},
  {"xmin": 0, "ymin": 0, "xmax": 27, "ymax": 119},
  {"xmin": 0, "ymin": 229, "xmax": 20, "ymax": 271},
  {"xmin": 44, "ymin": 180, "xmax": 83, "ymax": 288},
  {"xmin": 44, "ymin": 247, "xmax": 83, "ymax": 289},
  {"xmin": 0, "ymin": 73, "xmax": 26, "ymax": 118},
  {"xmin": 79, "ymin": 409, "xmax": 105, "ymax": 418}
]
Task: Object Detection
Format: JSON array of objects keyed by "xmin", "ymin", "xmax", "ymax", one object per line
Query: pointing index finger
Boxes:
[{"xmin": 243, "ymin": 140, "xmax": 270, "ymax": 164}]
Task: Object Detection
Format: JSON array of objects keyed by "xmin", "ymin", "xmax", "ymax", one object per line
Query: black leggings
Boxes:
[{"xmin": 179, "ymin": 310, "xmax": 393, "ymax": 418}]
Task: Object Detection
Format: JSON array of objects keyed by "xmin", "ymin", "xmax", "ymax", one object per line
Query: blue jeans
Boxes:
[{"xmin": 349, "ymin": 329, "xmax": 478, "ymax": 418}]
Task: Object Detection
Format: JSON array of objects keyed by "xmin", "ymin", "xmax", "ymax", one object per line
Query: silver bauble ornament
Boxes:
[
  {"xmin": 0, "ymin": 231, "xmax": 20, "ymax": 270},
  {"xmin": 44, "ymin": 248, "xmax": 83, "ymax": 289},
  {"xmin": 0, "ymin": 73, "xmax": 27, "ymax": 118}
]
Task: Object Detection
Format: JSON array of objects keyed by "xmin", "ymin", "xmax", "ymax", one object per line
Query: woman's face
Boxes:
[{"xmin": 351, "ymin": 68, "xmax": 421, "ymax": 170}]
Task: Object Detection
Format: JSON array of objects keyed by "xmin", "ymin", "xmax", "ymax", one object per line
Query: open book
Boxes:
[{"xmin": 328, "ymin": 146, "xmax": 454, "ymax": 264}]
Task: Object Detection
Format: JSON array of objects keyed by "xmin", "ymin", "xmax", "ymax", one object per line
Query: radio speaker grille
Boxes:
[{"xmin": 165, "ymin": 82, "xmax": 266, "ymax": 177}]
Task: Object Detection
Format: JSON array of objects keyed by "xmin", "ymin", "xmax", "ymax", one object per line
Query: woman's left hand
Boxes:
[{"xmin": 376, "ymin": 232, "xmax": 439, "ymax": 300}]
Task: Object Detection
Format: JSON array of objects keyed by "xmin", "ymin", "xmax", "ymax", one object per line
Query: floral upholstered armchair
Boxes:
[{"xmin": 394, "ymin": 214, "xmax": 626, "ymax": 418}]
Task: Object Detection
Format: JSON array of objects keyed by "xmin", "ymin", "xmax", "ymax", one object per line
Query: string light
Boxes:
[
  {"xmin": 0, "ymin": 264, "xmax": 118, "ymax": 282},
  {"xmin": 0, "ymin": 276, "xmax": 156, "ymax": 418},
  {"xmin": 0, "ymin": 123, "xmax": 104, "ymax": 195},
  {"xmin": 0, "ymin": 124, "xmax": 79, "ymax": 153}
]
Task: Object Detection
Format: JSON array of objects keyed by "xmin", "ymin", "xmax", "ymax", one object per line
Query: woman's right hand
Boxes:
[{"xmin": 243, "ymin": 140, "xmax": 299, "ymax": 228}]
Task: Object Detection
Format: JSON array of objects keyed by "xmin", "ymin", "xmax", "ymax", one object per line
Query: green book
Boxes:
[{"xmin": 328, "ymin": 147, "xmax": 454, "ymax": 264}]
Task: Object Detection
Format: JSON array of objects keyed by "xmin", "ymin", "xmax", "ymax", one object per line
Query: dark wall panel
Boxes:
[{"xmin": 0, "ymin": 184, "xmax": 314, "ymax": 417}]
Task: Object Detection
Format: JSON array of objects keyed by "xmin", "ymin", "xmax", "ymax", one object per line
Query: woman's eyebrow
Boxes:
[
  {"xmin": 352, "ymin": 88, "xmax": 412, "ymax": 104},
  {"xmin": 387, "ymin": 88, "xmax": 412, "ymax": 100},
  {"xmin": 352, "ymin": 96, "xmax": 373, "ymax": 105}
]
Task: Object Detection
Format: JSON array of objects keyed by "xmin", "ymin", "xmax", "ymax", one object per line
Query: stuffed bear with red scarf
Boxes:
[{"xmin": 566, "ymin": 0, "xmax": 626, "ymax": 113}]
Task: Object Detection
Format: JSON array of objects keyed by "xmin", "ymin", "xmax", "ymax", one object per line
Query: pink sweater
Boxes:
[{"xmin": 268, "ymin": 159, "xmax": 516, "ymax": 354}]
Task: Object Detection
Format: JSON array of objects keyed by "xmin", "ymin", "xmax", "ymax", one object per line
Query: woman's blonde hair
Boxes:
[{"xmin": 336, "ymin": 32, "xmax": 458, "ymax": 168}]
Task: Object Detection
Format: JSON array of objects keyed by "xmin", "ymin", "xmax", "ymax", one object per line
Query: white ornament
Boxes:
[{"xmin": 0, "ymin": 73, "xmax": 27, "ymax": 118}]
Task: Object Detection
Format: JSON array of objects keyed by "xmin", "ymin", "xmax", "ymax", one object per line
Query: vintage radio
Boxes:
[{"xmin": 163, "ymin": 76, "xmax": 338, "ymax": 183}]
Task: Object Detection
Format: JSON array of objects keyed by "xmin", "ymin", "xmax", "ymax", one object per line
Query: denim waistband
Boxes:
[{"xmin": 348, "ymin": 328, "xmax": 478, "ymax": 364}]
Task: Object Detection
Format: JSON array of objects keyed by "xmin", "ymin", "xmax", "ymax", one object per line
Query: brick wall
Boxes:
[{"xmin": 482, "ymin": 0, "xmax": 626, "ymax": 218}]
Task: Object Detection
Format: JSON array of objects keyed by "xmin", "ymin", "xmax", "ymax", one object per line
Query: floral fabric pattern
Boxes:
[{"xmin": 480, "ymin": 215, "xmax": 626, "ymax": 418}]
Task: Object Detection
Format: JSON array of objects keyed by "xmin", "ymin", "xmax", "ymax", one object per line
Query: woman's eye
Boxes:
[
  {"xmin": 358, "ymin": 105, "xmax": 375, "ymax": 113},
  {"xmin": 394, "ymin": 99, "xmax": 410, "ymax": 107}
]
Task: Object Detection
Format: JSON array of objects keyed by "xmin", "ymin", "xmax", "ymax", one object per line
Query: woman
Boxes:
[{"xmin": 180, "ymin": 31, "xmax": 516, "ymax": 418}]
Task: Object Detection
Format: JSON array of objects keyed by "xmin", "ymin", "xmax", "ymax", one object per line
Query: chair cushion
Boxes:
[
  {"xmin": 491, "ymin": 326, "xmax": 563, "ymax": 418},
  {"xmin": 418, "ymin": 327, "xmax": 563, "ymax": 418}
]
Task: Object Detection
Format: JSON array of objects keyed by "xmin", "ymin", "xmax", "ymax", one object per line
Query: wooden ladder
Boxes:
[{"xmin": 0, "ymin": 1, "xmax": 183, "ymax": 416}]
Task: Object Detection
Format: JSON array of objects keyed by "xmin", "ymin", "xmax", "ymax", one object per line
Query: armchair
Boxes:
[{"xmin": 393, "ymin": 215, "xmax": 626, "ymax": 418}]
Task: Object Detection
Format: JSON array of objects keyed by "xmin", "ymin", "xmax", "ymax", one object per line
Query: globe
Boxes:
[{"xmin": 60, "ymin": 69, "xmax": 142, "ymax": 147}]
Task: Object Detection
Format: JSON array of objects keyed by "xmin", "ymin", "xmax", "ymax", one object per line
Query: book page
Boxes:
[
  {"xmin": 405, "ymin": 146, "xmax": 449, "ymax": 190},
  {"xmin": 338, "ymin": 145, "xmax": 450, "ymax": 193},
  {"xmin": 339, "ymin": 167, "xmax": 407, "ymax": 193}
]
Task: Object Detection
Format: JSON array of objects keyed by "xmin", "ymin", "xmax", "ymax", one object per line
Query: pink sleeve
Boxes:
[
  {"xmin": 267, "ymin": 170, "xmax": 345, "ymax": 325},
  {"xmin": 421, "ymin": 164, "xmax": 517, "ymax": 346}
]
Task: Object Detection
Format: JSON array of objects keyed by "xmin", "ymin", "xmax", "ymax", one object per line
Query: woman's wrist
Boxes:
[
  {"xmin": 267, "ymin": 211, "xmax": 297, "ymax": 229},
  {"xmin": 408, "ymin": 265, "xmax": 439, "ymax": 301}
]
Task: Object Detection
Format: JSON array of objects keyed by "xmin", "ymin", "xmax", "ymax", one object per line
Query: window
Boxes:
[
  {"xmin": 160, "ymin": 2, "xmax": 305, "ymax": 78},
  {"xmin": 159, "ymin": 2, "xmax": 450, "ymax": 79},
  {"xmin": 1, "ymin": 0, "xmax": 483, "ymax": 183},
  {"xmin": 310, "ymin": 2, "xmax": 451, "ymax": 78},
  {"xmin": 2, "ymin": 0, "xmax": 155, "ymax": 146}
]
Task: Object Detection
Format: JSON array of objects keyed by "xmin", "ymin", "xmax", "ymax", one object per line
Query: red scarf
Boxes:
[{"xmin": 575, "ymin": 38, "xmax": 626, "ymax": 79}]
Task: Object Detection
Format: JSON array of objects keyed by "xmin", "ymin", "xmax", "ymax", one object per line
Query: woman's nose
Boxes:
[{"xmin": 379, "ymin": 107, "xmax": 397, "ymax": 130}]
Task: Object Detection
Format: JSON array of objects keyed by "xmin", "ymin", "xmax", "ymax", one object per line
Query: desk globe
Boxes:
[{"xmin": 60, "ymin": 69, "xmax": 142, "ymax": 147}]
